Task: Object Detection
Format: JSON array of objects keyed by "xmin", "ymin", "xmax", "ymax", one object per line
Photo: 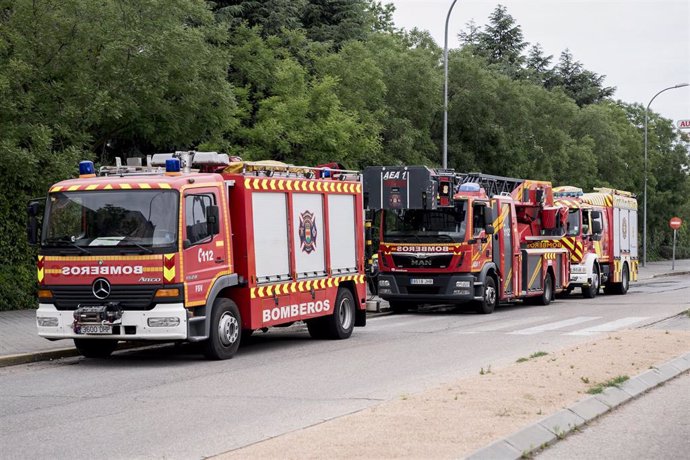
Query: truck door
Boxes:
[
  {"xmin": 492, "ymin": 198, "xmax": 516, "ymax": 297},
  {"xmin": 182, "ymin": 186, "xmax": 227, "ymax": 306}
]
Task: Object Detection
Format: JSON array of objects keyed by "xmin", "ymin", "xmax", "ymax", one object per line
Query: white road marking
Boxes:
[
  {"xmin": 566, "ymin": 317, "xmax": 651, "ymax": 336},
  {"xmin": 509, "ymin": 316, "xmax": 602, "ymax": 335},
  {"xmin": 457, "ymin": 315, "xmax": 553, "ymax": 333}
]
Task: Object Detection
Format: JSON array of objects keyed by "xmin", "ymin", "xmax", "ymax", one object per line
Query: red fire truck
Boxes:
[
  {"xmin": 363, "ymin": 167, "xmax": 570, "ymax": 314},
  {"xmin": 550, "ymin": 186, "xmax": 638, "ymax": 296},
  {"xmin": 28, "ymin": 152, "xmax": 367, "ymax": 359}
]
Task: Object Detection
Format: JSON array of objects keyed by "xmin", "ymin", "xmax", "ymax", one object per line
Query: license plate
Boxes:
[
  {"xmin": 77, "ymin": 324, "xmax": 112, "ymax": 335},
  {"xmin": 410, "ymin": 278, "xmax": 434, "ymax": 285}
]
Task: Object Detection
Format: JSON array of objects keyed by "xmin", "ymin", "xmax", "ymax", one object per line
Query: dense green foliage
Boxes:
[{"xmin": 0, "ymin": 1, "xmax": 688, "ymax": 310}]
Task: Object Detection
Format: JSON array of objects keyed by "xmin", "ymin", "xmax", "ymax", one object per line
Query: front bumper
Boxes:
[
  {"xmin": 36, "ymin": 303, "xmax": 188, "ymax": 341},
  {"xmin": 376, "ymin": 273, "xmax": 478, "ymax": 304},
  {"xmin": 569, "ymin": 272, "xmax": 591, "ymax": 286}
]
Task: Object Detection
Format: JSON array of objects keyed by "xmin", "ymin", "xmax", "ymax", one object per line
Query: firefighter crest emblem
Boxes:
[{"xmin": 299, "ymin": 211, "xmax": 318, "ymax": 254}]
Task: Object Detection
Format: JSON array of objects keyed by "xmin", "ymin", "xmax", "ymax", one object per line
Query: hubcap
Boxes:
[
  {"xmin": 486, "ymin": 285, "xmax": 496, "ymax": 305},
  {"xmin": 338, "ymin": 297, "xmax": 353, "ymax": 330},
  {"xmin": 218, "ymin": 312, "xmax": 239, "ymax": 347}
]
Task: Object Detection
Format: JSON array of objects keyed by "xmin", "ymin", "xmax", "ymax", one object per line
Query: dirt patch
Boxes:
[{"xmin": 217, "ymin": 330, "xmax": 690, "ymax": 459}]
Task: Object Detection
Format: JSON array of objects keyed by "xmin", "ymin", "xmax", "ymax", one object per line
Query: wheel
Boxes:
[
  {"xmin": 475, "ymin": 276, "xmax": 498, "ymax": 314},
  {"xmin": 538, "ymin": 274, "xmax": 553, "ymax": 306},
  {"xmin": 614, "ymin": 264, "xmax": 630, "ymax": 295},
  {"xmin": 308, "ymin": 288, "xmax": 355, "ymax": 340},
  {"xmin": 203, "ymin": 298, "xmax": 241, "ymax": 360},
  {"xmin": 74, "ymin": 339, "xmax": 118, "ymax": 358},
  {"xmin": 582, "ymin": 266, "xmax": 600, "ymax": 299},
  {"xmin": 388, "ymin": 301, "xmax": 409, "ymax": 314}
]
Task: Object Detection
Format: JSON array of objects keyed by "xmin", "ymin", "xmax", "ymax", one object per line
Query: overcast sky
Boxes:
[{"xmin": 389, "ymin": 0, "xmax": 690, "ymax": 126}]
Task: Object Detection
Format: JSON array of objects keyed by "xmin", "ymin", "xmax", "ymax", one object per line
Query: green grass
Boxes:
[
  {"xmin": 516, "ymin": 351, "xmax": 549, "ymax": 363},
  {"xmin": 586, "ymin": 375, "xmax": 629, "ymax": 394}
]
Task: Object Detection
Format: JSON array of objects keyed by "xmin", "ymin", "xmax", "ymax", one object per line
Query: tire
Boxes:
[
  {"xmin": 388, "ymin": 301, "xmax": 409, "ymax": 314},
  {"xmin": 538, "ymin": 274, "xmax": 553, "ymax": 306},
  {"xmin": 582, "ymin": 265, "xmax": 600, "ymax": 299},
  {"xmin": 308, "ymin": 288, "xmax": 355, "ymax": 340},
  {"xmin": 614, "ymin": 264, "xmax": 630, "ymax": 295},
  {"xmin": 74, "ymin": 339, "xmax": 118, "ymax": 358},
  {"xmin": 203, "ymin": 298, "xmax": 241, "ymax": 360},
  {"xmin": 475, "ymin": 276, "xmax": 498, "ymax": 314}
]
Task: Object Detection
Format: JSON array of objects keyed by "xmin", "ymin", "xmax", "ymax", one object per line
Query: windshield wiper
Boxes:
[
  {"xmin": 111, "ymin": 232, "xmax": 153, "ymax": 254},
  {"xmin": 44, "ymin": 238, "xmax": 92, "ymax": 255}
]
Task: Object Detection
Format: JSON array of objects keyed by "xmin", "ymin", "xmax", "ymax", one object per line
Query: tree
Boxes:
[
  {"xmin": 212, "ymin": 0, "xmax": 307, "ymax": 37},
  {"xmin": 524, "ymin": 43, "xmax": 553, "ymax": 86},
  {"xmin": 549, "ymin": 49, "xmax": 616, "ymax": 106},
  {"xmin": 302, "ymin": 0, "xmax": 371, "ymax": 46},
  {"xmin": 475, "ymin": 4, "xmax": 527, "ymax": 77}
]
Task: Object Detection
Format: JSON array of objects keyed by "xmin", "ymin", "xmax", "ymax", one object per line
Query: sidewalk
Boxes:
[{"xmin": 1, "ymin": 259, "xmax": 689, "ymax": 366}]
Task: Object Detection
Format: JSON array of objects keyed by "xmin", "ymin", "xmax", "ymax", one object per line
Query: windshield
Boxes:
[
  {"xmin": 43, "ymin": 190, "xmax": 179, "ymax": 251},
  {"xmin": 566, "ymin": 208, "xmax": 580, "ymax": 236},
  {"xmin": 382, "ymin": 203, "xmax": 467, "ymax": 243}
]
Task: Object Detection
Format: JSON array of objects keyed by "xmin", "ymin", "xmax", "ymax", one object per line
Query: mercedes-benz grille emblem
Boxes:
[{"xmin": 92, "ymin": 278, "xmax": 111, "ymax": 300}]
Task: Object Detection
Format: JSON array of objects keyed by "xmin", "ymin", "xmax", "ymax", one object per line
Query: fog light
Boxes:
[
  {"xmin": 147, "ymin": 317, "xmax": 180, "ymax": 327},
  {"xmin": 378, "ymin": 288, "xmax": 392, "ymax": 294},
  {"xmin": 453, "ymin": 289, "xmax": 471, "ymax": 296},
  {"xmin": 455, "ymin": 281, "xmax": 471, "ymax": 288},
  {"xmin": 379, "ymin": 279, "xmax": 391, "ymax": 287},
  {"xmin": 37, "ymin": 316, "xmax": 59, "ymax": 327}
]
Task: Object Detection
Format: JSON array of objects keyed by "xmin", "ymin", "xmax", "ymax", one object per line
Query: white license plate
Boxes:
[
  {"xmin": 410, "ymin": 278, "xmax": 434, "ymax": 285},
  {"xmin": 78, "ymin": 324, "xmax": 112, "ymax": 335}
]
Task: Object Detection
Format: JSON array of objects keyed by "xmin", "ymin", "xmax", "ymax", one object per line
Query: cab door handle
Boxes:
[{"xmin": 215, "ymin": 257, "xmax": 225, "ymax": 264}]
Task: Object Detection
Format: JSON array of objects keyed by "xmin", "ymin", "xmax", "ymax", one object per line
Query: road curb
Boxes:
[
  {"xmin": 465, "ymin": 351, "xmax": 690, "ymax": 459},
  {"xmin": 651, "ymin": 270, "xmax": 690, "ymax": 279},
  {"xmin": 0, "ymin": 347, "xmax": 80, "ymax": 368}
]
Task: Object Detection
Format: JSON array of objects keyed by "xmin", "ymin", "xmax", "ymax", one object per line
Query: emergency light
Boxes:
[
  {"xmin": 165, "ymin": 158, "xmax": 181, "ymax": 174},
  {"xmin": 79, "ymin": 161, "xmax": 95, "ymax": 177},
  {"xmin": 459, "ymin": 183, "xmax": 481, "ymax": 192}
]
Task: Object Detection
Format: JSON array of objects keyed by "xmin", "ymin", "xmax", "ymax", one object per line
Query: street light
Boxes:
[
  {"xmin": 643, "ymin": 82, "xmax": 689, "ymax": 267},
  {"xmin": 443, "ymin": 0, "xmax": 459, "ymax": 169}
]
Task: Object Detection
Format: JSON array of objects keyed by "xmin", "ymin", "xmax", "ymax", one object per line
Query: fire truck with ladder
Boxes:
[
  {"xmin": 546, "ymin": 186, "xmax": 638, "ymax": 297},
  {"xmin": 363, "ymin": 166, "xmax": 571, "ymax": 314},
  {"xmin": 27, "ymin": 152, "xmax": 367, "ymax": 359}
]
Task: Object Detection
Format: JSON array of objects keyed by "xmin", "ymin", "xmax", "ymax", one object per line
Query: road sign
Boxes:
[
  {"xmin": 678, "ymin": 120, "xmax": 690, "ymax": 130},
  {"xmin": 669, "ymin": 217, "xmax": 682, "ymax": 230}
]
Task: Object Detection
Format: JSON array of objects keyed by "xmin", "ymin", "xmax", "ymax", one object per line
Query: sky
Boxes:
[{"xmin": 388, "ymin": 0, "xmax": 690, "ymax": 127}]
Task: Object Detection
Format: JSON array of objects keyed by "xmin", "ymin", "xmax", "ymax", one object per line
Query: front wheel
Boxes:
[
  {"xmin": 74, "ymin": 339, "xmax": 118, "ymax": 358},
  {"xmin": 582, "ymin": 266, "xmax": 600, "ymax": 299},
  {"xmin": 538, "ymin": 274, "xmax": 554, "ymax": 306},
  {"xmin": 475, "ymin": 276, "xmax": 498, "ymax": 314},
  {"xmin": 203, "ymin": 298, "xmax": 241, "ymax": 360}
]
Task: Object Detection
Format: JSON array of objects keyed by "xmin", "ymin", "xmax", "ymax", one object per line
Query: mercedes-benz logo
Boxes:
[{"xmin": 92, "ymin": 278, "xmax": 111, "ymax": 299}]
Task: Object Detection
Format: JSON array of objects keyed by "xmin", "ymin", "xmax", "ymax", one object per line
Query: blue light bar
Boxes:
[
  {"xmin": 166, "ymin": 158, "xmax": 181, "ymax": 173},
  {"xmin": 79, "ymin": 161, "xmax": 95, "ymax": 176},
  {"xmin": 459, "ymin": 182, "xmax": 481, "ymax": 192}
]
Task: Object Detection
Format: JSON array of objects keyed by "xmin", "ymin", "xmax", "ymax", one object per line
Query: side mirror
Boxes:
[
  {"xmin": 206, "ymin": 205, "xmax": 220, "ymax": 235},
  {"xmin": 592, "ymin": 220, "xmax": 602, "ymax": 235},
  {"xmin": 591, "ymin": 233, "xmax": 602, "ymax": 241},
  {"xmin": 485, "ymin": 224, "xmax": 495, "ymax": 235},
  {"xmin": 27, "ymin": 199, "xmax": 44, "ymax": 246}
]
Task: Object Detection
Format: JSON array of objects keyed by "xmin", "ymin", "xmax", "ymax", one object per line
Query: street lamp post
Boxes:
[
  {"xmin": 443, "ymin": 0, "xmax": 459, "ymax": 169},
  {"xmin": 643, "ymin": 82, "xmax": 689, "ymax": 267}
]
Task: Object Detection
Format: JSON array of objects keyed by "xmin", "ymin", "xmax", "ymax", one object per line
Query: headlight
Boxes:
[
  {"xmin": 37, "ymin": 316, "xmax": 59, "ymax": 327},
  {"xmin": 571, "ymin": 265, "xmax": 587, "ymax": 274},
  {"xmin": 455, "ymin": 281, "xmax": 471, "ymax": 288},
  {"xmin": 147, "ymin": 317, "xmax": 181, "ymax": 327},
  {"xmin": 378, "ymin": 279, "xmax": 391, "ymax": 287}
]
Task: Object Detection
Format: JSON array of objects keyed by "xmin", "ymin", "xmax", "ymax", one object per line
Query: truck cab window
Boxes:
[
  {"xmin": 185, "ymin": 194, "xmax": 214, "ymax": 245},
  {"xmin": 472, "ymin": 203, "xmax": 487, "ymax": 237}
]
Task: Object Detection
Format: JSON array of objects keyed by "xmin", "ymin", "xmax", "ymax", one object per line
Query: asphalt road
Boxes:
[
  {"xmin": 1, "ymin": 277, "xmax": 689, "ymax": 459},
  {"xmin": 538, "ymin": 371, "xmax": 690, "ymax": 459}
]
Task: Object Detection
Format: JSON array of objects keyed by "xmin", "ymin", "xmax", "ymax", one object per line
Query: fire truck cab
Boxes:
[{"xmin": 28, "ymin": 152, "xmax": 367, "ymax": 359}]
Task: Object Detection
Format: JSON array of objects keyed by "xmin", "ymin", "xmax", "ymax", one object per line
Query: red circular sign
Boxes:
[{"xmin": 669, "ymin": 217, "xmax": 682, "ymax": 230}]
